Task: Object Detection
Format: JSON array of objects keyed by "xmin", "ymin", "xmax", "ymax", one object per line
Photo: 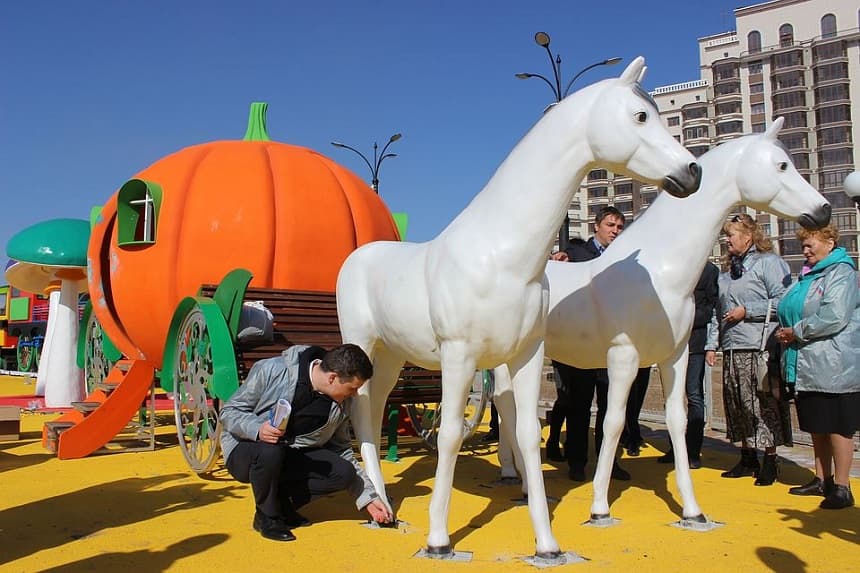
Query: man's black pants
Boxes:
[
  {"xmin": 227, "ymin": 441, "xmax": 357, "ymax": 518},
  {"xmin": 556, "ymin": 362, "xmax": 609, "ymax": 471}
]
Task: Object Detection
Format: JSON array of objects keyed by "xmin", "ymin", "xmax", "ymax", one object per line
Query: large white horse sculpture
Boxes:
[
  {"xmin": 336, "ymin": 57, "xmax": 701, "ymax": 560},
  {"xmin": 495, "ymin": 118, "xmax": 830, "ymax": 529}
]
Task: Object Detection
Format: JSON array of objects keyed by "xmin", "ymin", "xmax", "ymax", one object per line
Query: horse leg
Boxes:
[
  {"xmin": 591, "ymin": 345, "xmax": 638, "ymax": 520},
  {"xmin": 493, "ymin": 364, "xmax": 524, "ymax": 482},
  {"xmin": 426, "ymin": 341, "xmax": 475, "ymax": 554},
  {"xmin": 353, "ymin": 346, "xmax": 403, "ymax": 516},
  {"xmin": 510, "ymin": 342, "xmax": 561, "ymax": 558},
  {"xmin": 659, "ymin": 346, "xmax": 705, "ymax": 522}
]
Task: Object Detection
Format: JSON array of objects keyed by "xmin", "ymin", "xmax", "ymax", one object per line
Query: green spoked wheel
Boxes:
[
  {"xmin": 83, "ymin": 309, "xmax": 120, "ymax": 394},
  {"xmin": 165, "ymin": 297, "xmax": 238, "ymax": 474},
  {"xmin": 16, "ymin": 336, "xmax": 37, "ymax": 372},
  {"xmin": 406, "ymin": 369, "xmax": 493, "ymax": 449}
]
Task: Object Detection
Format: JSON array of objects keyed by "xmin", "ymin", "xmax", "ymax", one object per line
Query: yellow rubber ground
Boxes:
[{"xmin": 1, "ymin": 374, "xmax": 857, "ymax": 572}]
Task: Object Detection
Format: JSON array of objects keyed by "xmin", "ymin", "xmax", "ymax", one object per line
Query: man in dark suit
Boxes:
[
  {"xmin": 549, "ymin": 206, "xmax": 631, "ymax": 482},
  {"xmin": 657, "ymin": 260, "xmax": 719, "ymax": 468}
]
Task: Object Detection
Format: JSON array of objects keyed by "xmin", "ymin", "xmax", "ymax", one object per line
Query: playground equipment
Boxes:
[
  {"xmin": 336, "ymin": 57, "xmax": 701, "ymax": 562},
  {"xmin": 0, "ymin": 283, "xmax": 48, "ymax": 372}
]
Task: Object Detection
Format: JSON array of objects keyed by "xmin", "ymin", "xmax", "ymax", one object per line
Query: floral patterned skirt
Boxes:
[{"xmin": 722, "ymin": 350, "xmax": 793, "ymax": 449}]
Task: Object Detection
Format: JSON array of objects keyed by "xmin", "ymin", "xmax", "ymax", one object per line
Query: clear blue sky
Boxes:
[{"xmin": 1, "ymin": 0, "xmax": 744, "ymax": 272}]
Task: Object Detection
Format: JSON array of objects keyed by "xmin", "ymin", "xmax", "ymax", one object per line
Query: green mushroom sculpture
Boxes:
[{"xmin": 5, "ymin": 219, "xmax": 90, "ymax": 407}]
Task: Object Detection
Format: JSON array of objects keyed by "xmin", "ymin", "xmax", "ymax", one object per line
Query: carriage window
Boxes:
[{"xmin": 117, "ymin": 179, "xmax": 163, "ymax": 247}]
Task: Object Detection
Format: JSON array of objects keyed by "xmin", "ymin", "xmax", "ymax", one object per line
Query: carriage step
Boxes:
[{"xmin": 71, "ymin": 401, "xmax": 102, "ymax": 415}]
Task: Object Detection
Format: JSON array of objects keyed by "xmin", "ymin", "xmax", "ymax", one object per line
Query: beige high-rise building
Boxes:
[{"xmin": 568, "ymin": 0, "xmax": 859, "ymax": 273}]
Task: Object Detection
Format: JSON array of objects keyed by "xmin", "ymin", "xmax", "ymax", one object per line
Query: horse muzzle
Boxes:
[
  {"xmin": 662, "ymin": 162, "xmax": 702, "ymax": 198},
  {"xmin": 798, "ymin": 202, "xmax": 832, "ymax": 229}
]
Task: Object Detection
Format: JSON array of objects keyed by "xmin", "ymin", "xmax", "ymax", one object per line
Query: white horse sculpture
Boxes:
[
  {"xmin": 495, "ymin": 118, "xmax": 830, "ymax": 529},
  {"xmin": 336, "ymin": 57, "xmax": 701, "ymax": 561}
]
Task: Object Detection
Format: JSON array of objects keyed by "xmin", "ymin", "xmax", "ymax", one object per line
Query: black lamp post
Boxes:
[
  {"xmin": 330, "ymin": 133, "xmax": 402, "ymax": 195},
  {"xmin": 516, "ymin": 31, "xmax": 621, "ymax": 252}
]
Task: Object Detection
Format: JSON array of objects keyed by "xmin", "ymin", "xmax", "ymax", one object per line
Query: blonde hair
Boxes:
[
  {"xmin": 722, "ymin": 213, "xmax": 773, "ymax": 253},
  {"xmin": 796, "ymin": 222, "xmax": 839, "ymax": 244}
]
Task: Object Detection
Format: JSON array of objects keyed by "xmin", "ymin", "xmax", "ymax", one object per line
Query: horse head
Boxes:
[
  {"xmin": 736, "ymin": 117, "xmax": 831, "ymax": 228},
  {"xmin": 582, "ymin": 57, "xmax": 701, "ymax": 198}
]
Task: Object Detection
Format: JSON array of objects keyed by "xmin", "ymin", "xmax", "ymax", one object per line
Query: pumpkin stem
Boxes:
[{"xmin": 243, "ymin": 102, "xmax": 271, "ymax": 141}]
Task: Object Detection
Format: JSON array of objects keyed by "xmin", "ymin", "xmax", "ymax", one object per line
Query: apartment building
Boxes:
[{"xmin": 568, "ymin": 0, "xmax": 859, "ymax": 273}]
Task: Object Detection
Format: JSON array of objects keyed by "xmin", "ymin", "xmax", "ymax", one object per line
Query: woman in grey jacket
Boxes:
[
  {"xmin": 712, "ymin": 214, "xmax": 793, "ymax": 486},
  {"xmin": 776, "ymin": 223, "xmax": 859, "ymax": 509}
]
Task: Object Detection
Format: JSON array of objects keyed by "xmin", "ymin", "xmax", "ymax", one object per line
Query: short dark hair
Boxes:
[
  {"xmin": 321, "ymin": 344, "xmax": 373, "ymax": 381},
  {"xmin": 594, "ymin": 205, "xmax": 625, "ymax": 226}
]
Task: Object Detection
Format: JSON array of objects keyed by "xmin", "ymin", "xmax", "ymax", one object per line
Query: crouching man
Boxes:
[{"xmin": 220, "ymin": 343, "xmax": 393, "ymax": 541}]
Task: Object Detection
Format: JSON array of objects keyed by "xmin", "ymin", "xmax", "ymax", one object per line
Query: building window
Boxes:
[
  {"xmin": 779, "ymin": 24, "xmax": 794, "ymax": 47},
  {"xmin": 716, "ymin": 101, "xmax": 742, "ymax": 115},
  {"xmin": 748, "ymin": 30, "xmax": 762, "ymax": 53},
  {"xmin": 613, "ymin": 201, "xmax": 633, "ymax": 213},
  {"xmin": 682, "ymin": 105, "xmax": 708, "ymax": 120},
  {"xmin": 781, "ymin": 111, "xmax": 808, "ymax": 129},
  {"xmin": 779, "ymin": 132, "xmax": 808, "ymax": 149},
  {"xmin": 773, "ymin": 91, "xmax": 806, "ymax": 111},
  {"xmin": 716, "ymin": 121, "xmax": 743, "ymax": 136},
  {"xmin": 817, "ymin": 126, "xmax": 852, "ymax": 146},
  {"xmin": 818, "ymin": 148, "xmax": 853, "ymax": 167},
  {"xmin": 816, "ymin": 104, "xmax": 851, "ymax": 124},
  {"xmin": 791, "ymin": 153, "xmax": 810, "ymax": 169},
  {"xmin": 588, "ymin": 169, "xmax": 607, "ymax": 181},
  {"xmin": 772, "ymin": 51, "xmax": 803, "ymax": 69},
  {"xmin": 589, "ymin": 186, "xmax": 609, "ymax": 198},
  {"xmin": 751, "ymin": 103, "xmax": 766, "ymax": 115},
  {"xmin": 820, "ymin": 14, "xmax": 837, "ymax": 38},
  {"xmin": 833, "ymin": 212, "xmax": 857, "ymax": 230},
  {"xmin": 748, "ymin": 60, "xmax": 763, "ymax": 74},
  {"xmin": 715, "ymin": 82, "xmax": 741, "ymax": 96},
  {"xmin": 819, "ymin": 169, "xmax": 852, "ymax": 189},
  {"xmin": 815, "ymin": 83, "xmax": 850, "ymax": 105},
  {"xmin": 749, "ymin": 83, "xmax": 764, "ymax": 94},
  {"xmin": 614, "ymin": 183, "xmax": 633, "ymax": 196},
  {"xmin": 683, "ymin": 126, "xmax": 709, "ymax": 139},
  {"xmin": 772, "ymin": 71, "xmax": 804, "ymax": 90},
  {"xmin": 813, "ymin": 41, "xmax": 845, "ymax": 62},
  {"xmin": 752, "ymin": 122, "xmax": 766, "ymax": 133},
  {"xmin": 713, "ymin": 62, "xmax": 739, "ymax": 81},
  {"xmin": 814, "ymin": 62, "xmax": 848, "ymax": 82},
  {"xmin": 687, "ymin": 145, "xmax": 710, "ymax": 157},
  {"xmin": 823, "ymin": 190, "xmax": 855, "ymax": 210},
  {"xmin": 667, "ymin": 116, "xmax": 680, "ymax": 127}
]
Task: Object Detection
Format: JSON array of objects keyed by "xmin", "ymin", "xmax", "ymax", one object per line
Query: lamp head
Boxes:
[
  {"xmin": 604, "ymin": 57, "xmax": 623, "ymax": 66},
  {"xmin": 843, "ymin": 171, "xmax": 860, "ymax": 201},
  {"xmin": 389, "ymin": 133, "xmax": 402, "ymax": 143},
  {"xmin": 534, "ymin": 32, "xmax": 551, "ymax": 48}
]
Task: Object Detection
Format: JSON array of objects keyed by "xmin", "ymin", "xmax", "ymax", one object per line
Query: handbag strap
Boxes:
[{"xmin": 760, "ymin": 299, "xmax": 772, "ymax": 352}]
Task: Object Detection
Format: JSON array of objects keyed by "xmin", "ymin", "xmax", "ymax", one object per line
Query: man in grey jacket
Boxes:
[{"xmin": 220, "ymin": 343, "xmax": 392, "ymax": 541}]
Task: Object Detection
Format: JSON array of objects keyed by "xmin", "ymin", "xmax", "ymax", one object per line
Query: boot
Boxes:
[
  {"xmin": 754, "ymin": 453, "xmax": 779, "ymax": 486},
  {"xmin": 789, "ymin": 477, "xmax": 824, "ymax": 496},
  {"xmin": 721, "ymin": 448, "xmax": 759, "ymax": 478},
  {"xmin": 820, "ymin": 483, "xmax": 855, "ymax": 510},
  {"xmin": 545, "ymin": 404, "xmax": 565, "ymax": 461}
]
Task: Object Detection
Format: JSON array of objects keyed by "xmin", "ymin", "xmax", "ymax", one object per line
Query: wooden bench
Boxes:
[{"xmin": 199, "ymin": 283, "xmax": 446, "ymax": 460}]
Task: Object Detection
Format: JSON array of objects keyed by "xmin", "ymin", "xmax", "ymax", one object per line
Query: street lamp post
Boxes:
[
  {"xmin": 330, "ymin": 133, "xmax": 402, "ymax": 195},
  {"xmin": 516, "ymin": 31, "xmax": 621, "ymax": 252}
]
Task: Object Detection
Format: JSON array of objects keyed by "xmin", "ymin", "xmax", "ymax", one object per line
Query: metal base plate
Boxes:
[
  {"xmin": 671, "ymin": 515, "xmax": 725, "ymax": 531},
  {"xmin": 521, "ymin": 551, "xmax": 588, "ymax": 568},
  {"xmin": 361, "ymin": 519, "xmax": 408, "ymax": 530},
  {"xmin": 511, "ymin": 495, "xmax": 561, "ymax": 506},
  {"xmin": 584, "ymin": 514, "xmax": 620, "ymax": 528},
  {"xmin": 413, "ymin": 548, "xmax": 473, "ymax": 562}
]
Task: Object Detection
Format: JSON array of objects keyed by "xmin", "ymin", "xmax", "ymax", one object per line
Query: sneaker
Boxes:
[{"xmin": 253, "ymin": 511, "xmax": 296, "ymax": 542}]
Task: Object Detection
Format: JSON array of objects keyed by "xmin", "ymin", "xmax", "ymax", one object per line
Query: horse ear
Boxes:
[
  {"xmin": 764, "ymin": 117, "xmax": 785, "ymax": 139},
  {"xmin": 619, "ymin": 56, "xmax": 646, "ymax": 84},
  {"xmin": 637, "ymin": 65, "xmax": 648, "ymax": 84}
]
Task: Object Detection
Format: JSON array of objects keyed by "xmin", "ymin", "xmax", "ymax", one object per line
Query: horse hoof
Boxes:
[
  {"xmin": 673, "ymin": 514, "xmax": 724, "ymax": 531},
  {"xmin": 425, "ymin": 544, "xmax": 453, "ymax": 557},
  {"xmin": 521, "ymin": 551, "xmax": 587, "ymax": 567},
  {"xmin": 585, "ymin": 513, "xmax": 620, "ymax": 527}
]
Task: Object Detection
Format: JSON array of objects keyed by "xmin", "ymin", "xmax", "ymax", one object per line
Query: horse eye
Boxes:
[
  {"xmin": 634, "ymin": 111, "xmax": 647, "ymax": 123},
  {"xmin": 778, "ymin": 162, "xmax": 788, "ymax": 171}
]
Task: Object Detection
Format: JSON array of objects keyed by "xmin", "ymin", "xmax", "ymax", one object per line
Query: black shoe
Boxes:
[
  {"xmin": 253, "ymin": 511, "xmax": 296, "ymax": 542},
  {"xmin": 657, "ymin": 451, "xmax": 675, "ymax": 464},
  {"xmin": 754, "ymin": 454, "xmax": 779, "ymax": 486},
  {"xmin": 546, "ymin": 444, "xmax": 565, "ymax": 462},
  {"xmin": 480, "ymin": 431, "xmax": 499, "ymax": 443},
  {"xmin": 789, "ymin": 477, "xmax": 825, "ymax": 497},
  {"xmin": 820, "ymin": 484, "xmax": 854, "ymax": 509},
  {"xmin": 626, "ymin": 444, "xmax": 641, "ymax": 457},
  {"xmin": 688, "ymin": 457, "xmax": 702, "ymax": 469},
  {"xmin": 721, "ymin": 450, "xmax": 759, "ymax": 478},
  {"xmin": 568, "ymin": 466, "xmax": 586, "ymax": 482},
  {"xmin": 611, "ymin": 463, "xmax": 631, "ymax": 481}
]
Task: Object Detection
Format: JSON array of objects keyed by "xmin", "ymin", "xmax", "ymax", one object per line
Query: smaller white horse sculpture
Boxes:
[
  {"xmin": 496, "ymin": 118, "xmax": 830, "ymax": 527},
  {"xmin": 337, "ymin": 57, "xmax": 701, "ymax": 561}
]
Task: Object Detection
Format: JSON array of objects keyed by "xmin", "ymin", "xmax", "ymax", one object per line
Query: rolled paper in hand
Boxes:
[{"xmin": 271, "ymin": 398, "xmax": 292, "ymax": 432}]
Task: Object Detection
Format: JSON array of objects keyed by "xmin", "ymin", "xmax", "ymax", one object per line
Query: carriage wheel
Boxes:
[
  {"xmin": 84, "ymin": 312, "xmax": 117, "ymax": 394},
  {"xmin": 16, "ymin": 336, "xmax": 36, "ymax": 372},
  {"xmin": 165, "ymin": 297, "xmax": 238, "ymax": 474},
  {"xmin": 406, "ymin": 369, "xmax": 493, "ymax": 449}
]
